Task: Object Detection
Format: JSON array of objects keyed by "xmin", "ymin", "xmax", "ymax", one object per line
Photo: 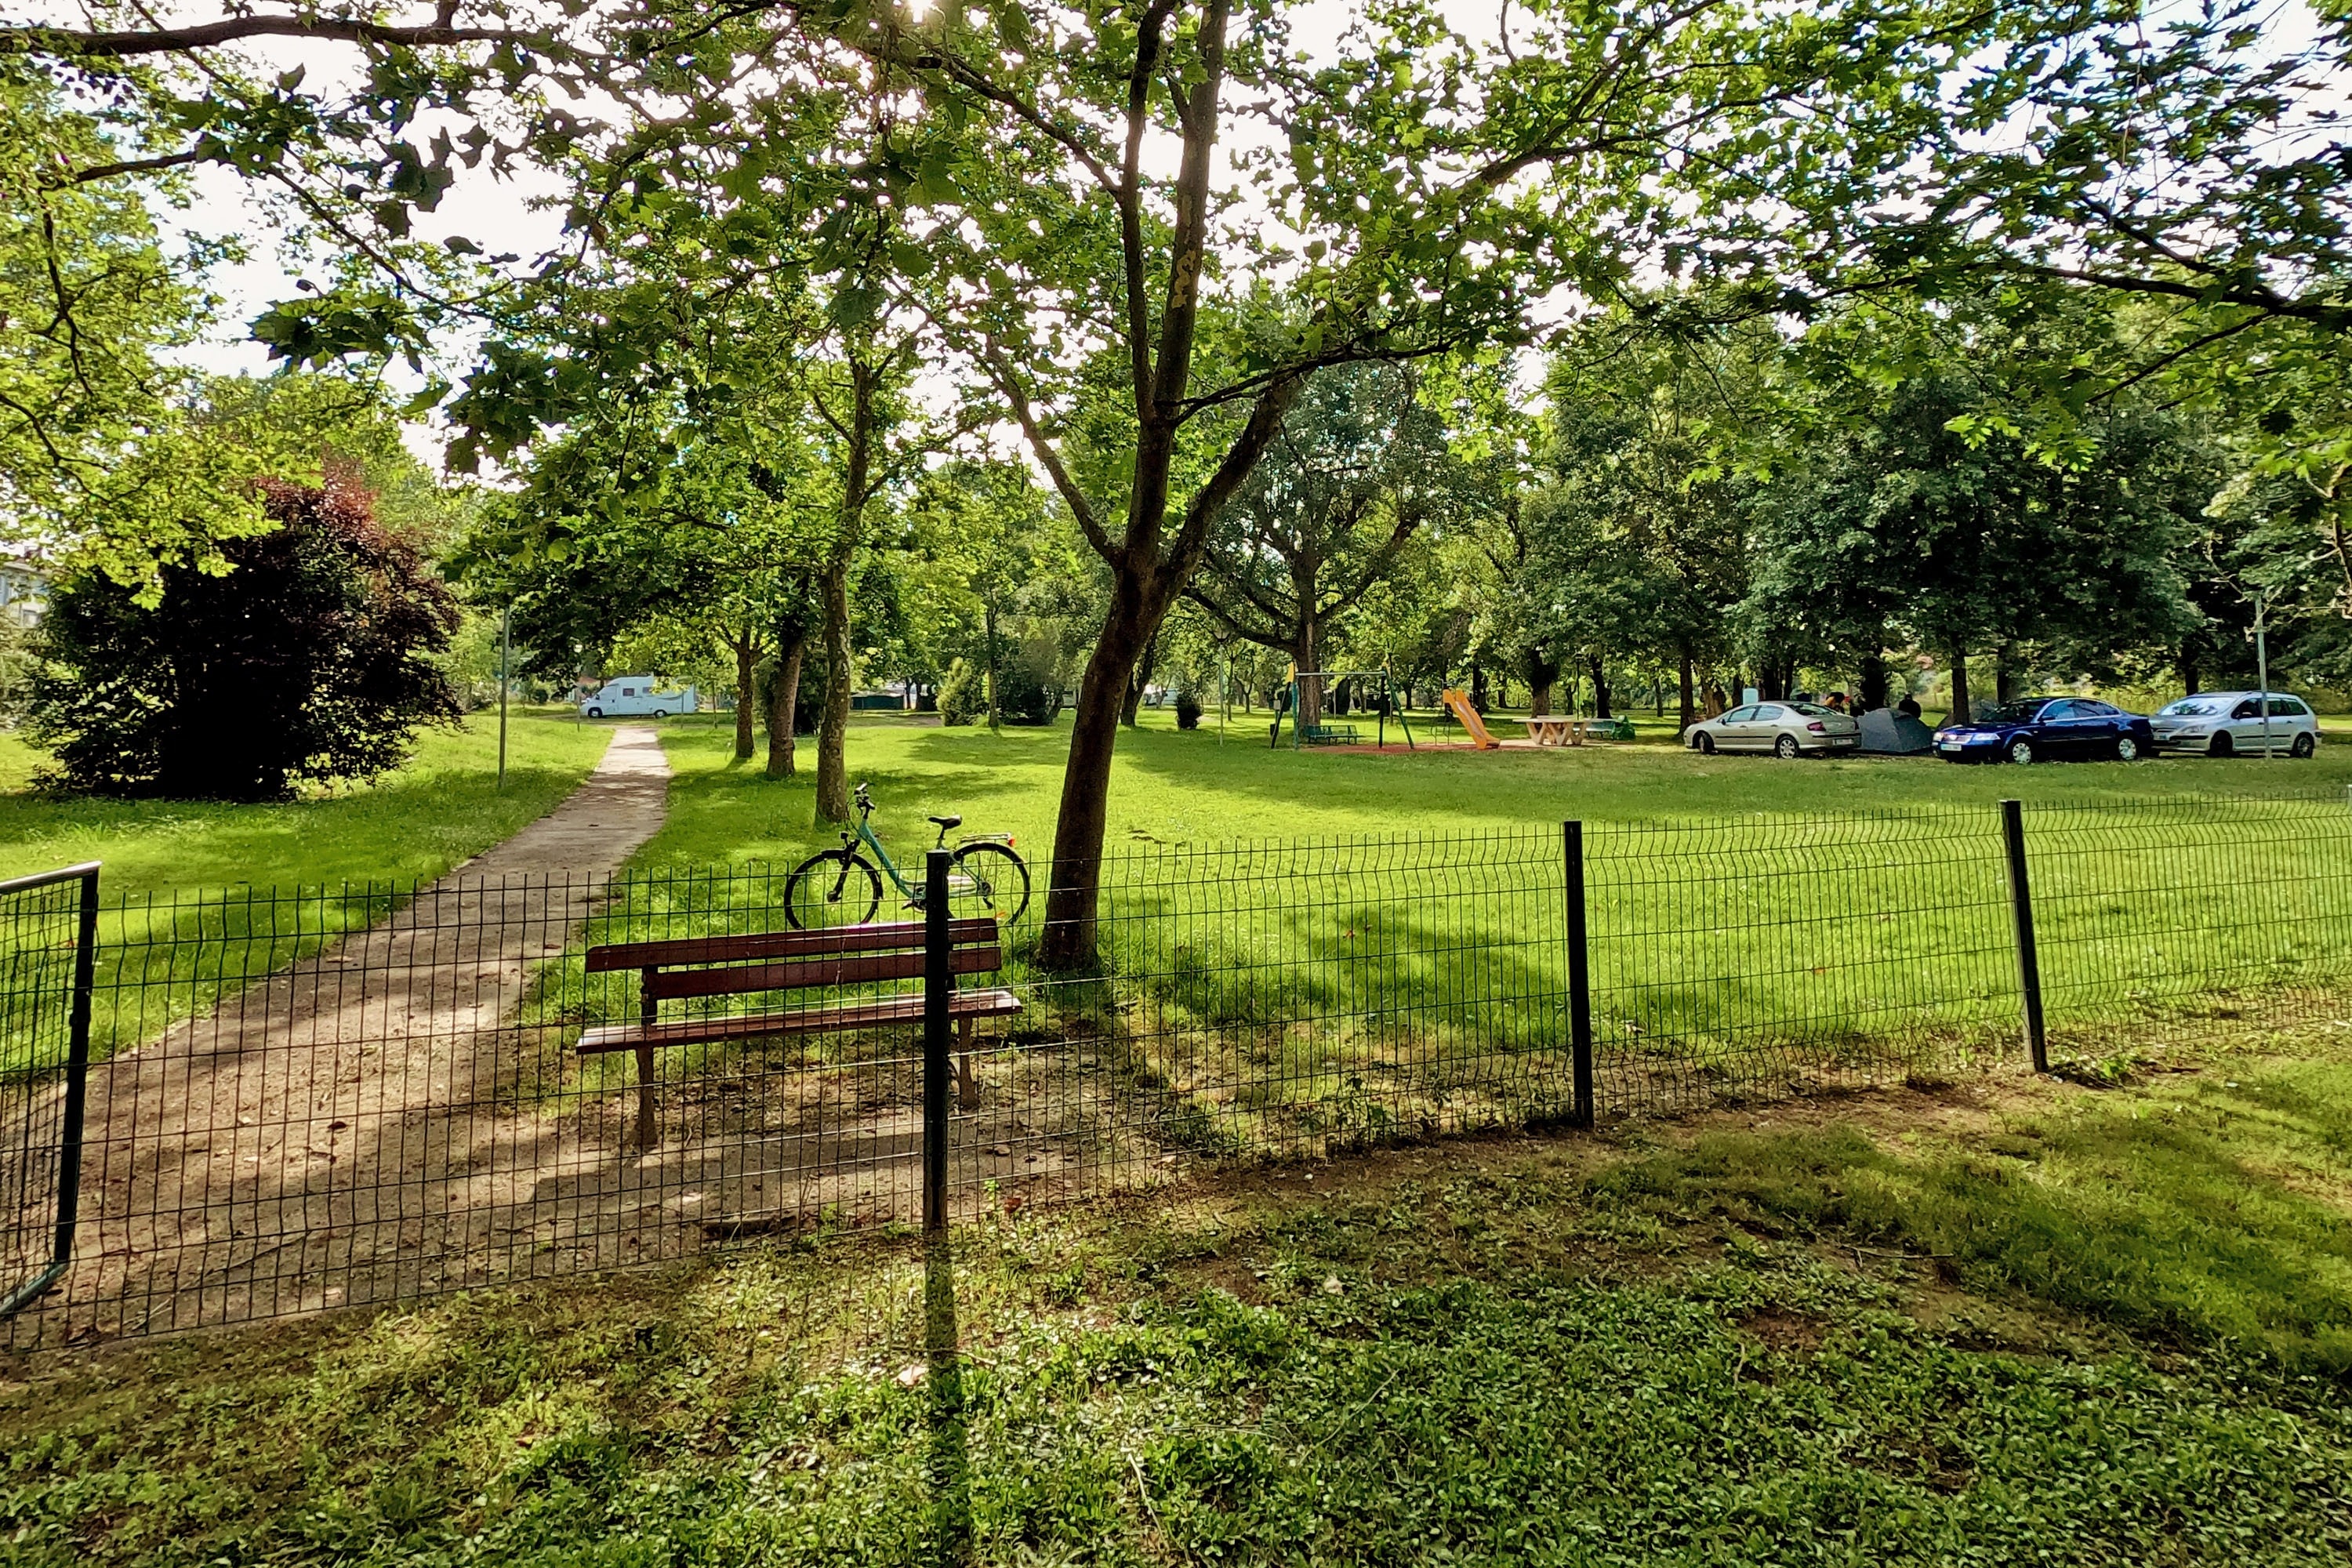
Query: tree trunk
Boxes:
[
  {"xmin": 1947, "ymin": 646, "xmax": 1971, "ymax": 724},
  {"xmin": 985, "ymin": 602, "xmax": 1002, "ymax": 728},
  {"xmin": 1857, "ymin": 652, "xmax": 1889, "ymax": 713},
  {"xmin": 814, "ymin": 359, "xmax": 876, "ymax": 823},
  {"xmin": 1678, "ymin": 649, "xmax": 1696, "ymax": 731},
  {"xmin": 1526, "ymin": 645, "xmax": 1559, "ymax": 717},
  {"xmin": 1122, "ymin": 629, "xmax": 1161, "ymax": 725},
  {"xmin": 2180, "ymin": 643, "xmax": 2200, "ymax": 695},
  {"xmin": 1040, "ymin": 568, "xmax": 1168, "ymax": 967},
  {"xmin": 732, "ymin": 633, "xmax": 759, "ymax": 760},
  {"xmin": 1588, "ymin": 655, "xmax": 1612, "ymax": 719},
  {"xmin": 764, "ymin": 620, "xmax": 807, "ymax": 779},
  {"xmin": 1994, "ymin": 643, "xmax": 2016, "ymax": 704}
]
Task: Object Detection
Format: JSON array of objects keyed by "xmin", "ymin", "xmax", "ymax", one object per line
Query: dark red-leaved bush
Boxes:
[{"xmin": 31, "ymin": 476, "xmax": 462, "ymax": 800}]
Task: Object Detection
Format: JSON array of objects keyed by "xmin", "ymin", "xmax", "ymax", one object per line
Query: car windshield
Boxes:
[
  {"xmin": 1982, "ymin": 701, "xmax": 2051, "ymax": 724},
  {"xmin": 2161, "ymin": 699, "xmax": 2223, "ymax": 717},
  {"xmin": 1786, "ymin": 702, "xmax": 1835, "ymax": 717}
]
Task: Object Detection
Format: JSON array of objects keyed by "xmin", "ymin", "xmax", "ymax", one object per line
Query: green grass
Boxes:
[
  {"xmin": 9, "ymin": 1035, "xmax": 2352, "ymax": 1565},
  {"xmin": 0, "ymin": 712, "xmax": 612, "ymax": 1068},
  {"xmin": 568, "ymin": 714, "xmax": 2352, "ymax": 1152},
  {"xmin": 631, "ymin": 707, "xmax": 2352, "ymax": 870},
  {"xmin": 0, "ymin": 710, "xmax": 612, "ymax": 898}
]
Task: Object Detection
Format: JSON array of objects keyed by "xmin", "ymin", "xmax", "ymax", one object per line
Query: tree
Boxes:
[
  {"xmin": 1746, "ymin": 300, "xmax": 2204, "ymax": 719},
  {"xmin": 30, "ymin": 474, "xmax": 461, "ymax": 799},
  {"xmin": 1186, "ymin": 364, "xmax": 1450, "ymax": 726}
]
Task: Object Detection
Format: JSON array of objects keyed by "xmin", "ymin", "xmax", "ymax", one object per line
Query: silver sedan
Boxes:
[{"xmin": 1682, "ymin": 701, "xmax": 1863, "ymax": 757}]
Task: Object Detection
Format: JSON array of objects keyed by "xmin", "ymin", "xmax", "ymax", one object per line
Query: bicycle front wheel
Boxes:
[
  {"xmin": 949, "ymin": 841, "xmax": 1031, "ymax": 925},
  {"xmin": 783, "ymin": 849, "xmax": 883, "ymax": 930}
]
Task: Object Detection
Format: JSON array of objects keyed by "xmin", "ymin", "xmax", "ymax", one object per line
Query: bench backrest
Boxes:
[{"xmin": 586, "ymin": 918, "xmax": 1004, "ymax": 1004}]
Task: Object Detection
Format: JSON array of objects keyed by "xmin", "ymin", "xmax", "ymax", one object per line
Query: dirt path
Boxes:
[{"xmin": 64, "ymin": 728, "xmax": 673, "ymax": 1337}]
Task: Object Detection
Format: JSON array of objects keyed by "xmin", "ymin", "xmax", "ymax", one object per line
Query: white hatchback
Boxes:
[{"xmin": 2149, "ymin": 691, "xmax": 2321, "ymax": 758}]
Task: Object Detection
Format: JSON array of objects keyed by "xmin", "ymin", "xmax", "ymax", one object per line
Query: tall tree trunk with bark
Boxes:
[
  {"xmin": 814, "ymin": 358, "xmax": 876, "ymax": 823},
  {"xmin": 1994, "ymin": 642, "xmax": 2016, "ymax": 704},
  {"xmin": 1121, "ymin": 629, "xmax": 1162, "ymax": 725},
  {"xmin": 1679, "ymin": 649, "xmax": 1697, "ymax": 731},
  {"xmin": 1526, "ymin": 646, "xmax": 1559, "ymax": 717},
  {"xmin": 2180, "ymin": 643, "xmax": 2200, "ymax": 695},
  {"xmin": 731, "ymin": 630, "xmax": 760, "ymax": 760},
  {"xmin": 765, "ymin": 619, "xmax": 808, "ymax": 779},
  {"xmin": 1857, "ymin": 652, "xmax": 1889, "ymax": 713},
  {"xmin": 1588, "ymin": 655, "xmax": 1612, "ymax": 719},
  {"xmin": 1947, "ymin": 646, "xmax": 1971, "ymax": 724}
]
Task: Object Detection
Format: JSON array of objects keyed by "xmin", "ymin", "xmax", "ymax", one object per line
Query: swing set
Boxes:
[{"xmin": 1266, "ymin": 668, "xmax": 1417, "ymax": 750}]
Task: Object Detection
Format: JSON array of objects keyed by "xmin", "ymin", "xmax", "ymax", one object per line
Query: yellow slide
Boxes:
[{"xmin": 1440, "ymin": 688, "xmax": 1502, "ymax": 750}]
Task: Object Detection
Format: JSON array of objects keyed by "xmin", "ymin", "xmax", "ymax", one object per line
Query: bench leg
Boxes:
[
  {"xmin": 956, "ymin": 1015, "xmax": 978, "ymax": 1109},
  {"xmin": 633, "ymin": 1044, "xmax": 657, "ymax": 1150}
]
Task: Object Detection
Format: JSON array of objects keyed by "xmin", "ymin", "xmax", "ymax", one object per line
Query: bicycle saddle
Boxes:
[{"xmin": 929, "ymin": 814, "xmax": 963, "ymax": 830}]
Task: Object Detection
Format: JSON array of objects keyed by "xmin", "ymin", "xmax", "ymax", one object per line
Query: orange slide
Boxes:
[{"xmin": 1440, "ymin": 688, "xmax": 1502, "ymax": 750}]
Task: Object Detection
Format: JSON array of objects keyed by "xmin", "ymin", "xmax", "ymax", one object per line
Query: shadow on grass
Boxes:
[{"xmin": 1594, "ymin": 1068, "xmax": 2352, "ymax": 1373}]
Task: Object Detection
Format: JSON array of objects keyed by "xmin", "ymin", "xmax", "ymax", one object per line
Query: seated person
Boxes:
[
  {"xmin": 1896, "ymin": 694, "xmax": 1922, "ymax": 719},
  {"xmin": 1825, "ymin": 691, "xmax": 1849, "ymax": 713}
]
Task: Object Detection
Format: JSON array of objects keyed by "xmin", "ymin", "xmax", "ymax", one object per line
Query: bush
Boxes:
[
  {"xmin": 938, "ymin": 659, "xmax": 983, "ymax": 725},
  {"xmin": 996, "ymin": 660, "xmax": 1062, "ymax": 725},
  {"xmin": 1175, "ymin": 690, "xmax": 1203, "ymax": 729},
  {"xmin": 30, "ymin": 476, "xmax": 461, "ymax": 800}
]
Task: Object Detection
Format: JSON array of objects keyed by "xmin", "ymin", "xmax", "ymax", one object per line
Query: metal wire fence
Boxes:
[{"xmin": 1, "ymin": 795, "xmax": 2347, "ymax": 1348}]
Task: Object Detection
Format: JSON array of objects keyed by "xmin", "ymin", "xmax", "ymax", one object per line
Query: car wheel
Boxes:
[
  {"xmin": 652, "ymin": 708, "xmax": 668, "ymax": 718},
  {"xmin": 2114, "ymin": 735, "xmax": 2141, "ymax": 762},
  {"xmin": 1698, "ymin": 734, "xmax": 1716, "ymax": 756},
  {"xmin": 586, "ymin": 706, "xmax": 603, "ymax": 718},
  {"xmin": 1775, "ymin": 735, "xmax": 1801, "ymax": 758},
  {"xmin": 2006, "ymin": 737, "xmax": 2035, "ymax": 765},
  {"xmin": 2292, "ymin": 731, "xmax": 2316, "ymax": 759},
  {"xmin": 2209, "ymin": 732, "xmax": 2234, "ymax": 758}
]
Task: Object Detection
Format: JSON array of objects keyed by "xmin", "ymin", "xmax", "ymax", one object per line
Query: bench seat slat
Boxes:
[
  {"xmin": 584, "ymin": 916, "xmax": 1002, "ymax": 974},
  {"xmin": 643, "ymin": 944, "xmax": 1000, "ymax": 1002},
  {"xmin": 577, "ymin": 988, "xmax": 1022, "ymax": 1054}
]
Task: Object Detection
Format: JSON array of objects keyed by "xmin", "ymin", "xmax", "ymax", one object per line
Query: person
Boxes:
[
  {"xmin": 1897, "ymin": 694, "xmax": 1922, "ymax": 719},
  {"xmin": 1825, "ymin": 691, "xmax": 1848, "ymax": 713}
]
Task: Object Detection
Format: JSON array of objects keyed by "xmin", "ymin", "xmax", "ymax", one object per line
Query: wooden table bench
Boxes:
[
  {"xmin": 1524, "ymin": 716, "xmax": 1592, "ymax": 746},
  {"xmin": 577, "ymin": 918, "xmax": 1021, "ymax": 1148},
  {"xmin": 1300, "ymin": 722, "xmax": 1363, "ymax": 746}
]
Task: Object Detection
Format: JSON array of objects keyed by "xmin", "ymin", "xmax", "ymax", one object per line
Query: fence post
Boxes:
[
  {"xmin": 47, "ymin": 866, "xmax": 100, "ymax": 1273},
  {"xmin": 2000, "ymin": 799, "xmax": 2049, "ymax": 1074},
  {"xmin": 1563, "ymin": 821, "xmax": 1595, "ymax": 1128},
  {"xmin": 924, "ymin": 849, "xmax": 953, "ymax": 1234}
]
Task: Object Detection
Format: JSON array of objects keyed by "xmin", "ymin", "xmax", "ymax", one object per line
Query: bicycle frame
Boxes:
[{"xmin": 838, "ymin": 800, "xmax": 974, "ymax": 903}]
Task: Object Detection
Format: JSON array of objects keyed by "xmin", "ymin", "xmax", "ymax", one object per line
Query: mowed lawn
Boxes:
[
  {"xmin": 630, "ymin": 707, "xmax": 2352, "ymax": 872},
  {"xmin": 7, "ymin": 1028, "xmax": 2351, "ymax": 1565},
  {"xmin": 0, "ymin": 711, "xmax": 612, "ymax": 898}
]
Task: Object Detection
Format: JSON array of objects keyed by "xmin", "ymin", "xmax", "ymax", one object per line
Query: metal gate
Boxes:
[{"xmin": 0, "ymin": 862, "xmax": 98, "ymax": 1320}]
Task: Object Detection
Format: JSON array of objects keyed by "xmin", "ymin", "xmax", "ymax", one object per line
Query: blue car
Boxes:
[{"xmin": 1933, "ymin": 698, "xmax": 2155, "ymax": 764}]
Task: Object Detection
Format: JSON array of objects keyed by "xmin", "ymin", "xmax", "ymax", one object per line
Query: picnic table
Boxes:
[{"xmin": 1525, "ymin": 716, "xmax": 1593, "ymax": 746}]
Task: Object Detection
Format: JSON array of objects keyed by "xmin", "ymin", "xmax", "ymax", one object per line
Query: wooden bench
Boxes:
[
  {"xmin": 1300, "ymin": 723, "xmax": 1362, "ymax": 746},
  {"xmin": 577, "ymin": 918, "xmax": 1021, "ymax": 1148}
]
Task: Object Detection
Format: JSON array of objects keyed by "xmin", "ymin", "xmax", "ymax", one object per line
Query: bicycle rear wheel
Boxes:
[
  {"xmin": 949, "ymin": 841, "xmax": 1031, "ymax": 925},
  {"xmin": 783, "ymin": 849, "xmax": 883, "ymax": 930}
]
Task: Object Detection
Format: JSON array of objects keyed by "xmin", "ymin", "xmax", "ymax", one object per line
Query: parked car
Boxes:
[
  {"xmin": 1682, "ymin": 701, "xmax": 1862, "ymax": 757},
  {"xmin": 2149, "ymin": 691, "xmax": 2321, "ymax": 757},
  {"xmin": 579, "ymin": 676, "xmax": 696, "ymax": 718},
  {"xmin": 1933, "ymin": 698, "xmax": 2153, "ymax": 764}
]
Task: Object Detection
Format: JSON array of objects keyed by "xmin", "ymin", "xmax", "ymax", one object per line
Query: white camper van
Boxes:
[{"xmin": 579, "ymin": 677, "xmax": 696, "ymax": 718}]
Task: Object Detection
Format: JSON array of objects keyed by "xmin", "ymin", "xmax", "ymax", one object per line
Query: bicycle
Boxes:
[{"xmin": 782, "ymin": 782, "xmax": 1032, "ymax": 930}]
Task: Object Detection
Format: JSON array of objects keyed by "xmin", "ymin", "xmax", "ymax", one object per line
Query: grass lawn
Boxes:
[
  {"xmin": 7, "ymin": 1028, "xmax": 2350, "ymax": 1564},
  {"xmin": 632, "ymin": 707, "xmax": 2352, "ymax": 871},
  {"xmin": 0, "ymin": 710, "xmax": 612, "ymax": 898}
]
